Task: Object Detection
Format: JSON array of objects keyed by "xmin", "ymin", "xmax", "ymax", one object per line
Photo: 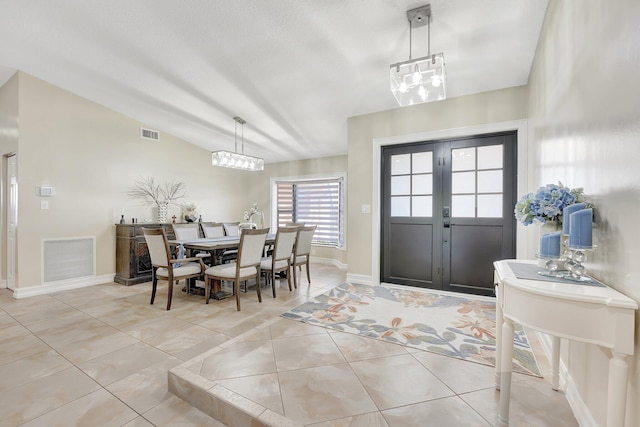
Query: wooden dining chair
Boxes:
[
  {"xmin": 260, "ymin": 227, "xmax": 298, "ymax": 297},
  {"xmin": 201, "ymin": 222, "xmax": 225, "ymax": 238},
  {"xmin": 291, "ymin": 225, "xmax": 316, "ymax": 289},
  {"xmin": 172, "ymin": 223, "xmax": 210, "ymax": 263},
  {"xmin": 142, "ymin": 228, "xmax": 207, "ymax": 310},
  {"xmin": 204, "ymin": 228, "xmax": 269, "ymax": 311}
]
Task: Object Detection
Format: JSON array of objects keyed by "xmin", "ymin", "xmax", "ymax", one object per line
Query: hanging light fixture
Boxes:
[
  {"xmin": 390, "ymin": 4, "xmax": 446, "ymax": 106},
  {"xmin": 211, "ymin": 116, "xmax": 264, "ymax": 171}
]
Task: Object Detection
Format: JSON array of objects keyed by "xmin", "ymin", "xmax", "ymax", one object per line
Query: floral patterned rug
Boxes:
[{"xmin": 281, "ymin": 282, "xmax": 541, "ymax": 376}]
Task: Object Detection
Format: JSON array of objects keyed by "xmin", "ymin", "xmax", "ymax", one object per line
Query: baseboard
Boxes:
[
  {"xmin": 11, "ymin": 274, "xmax": 115, "ymax": 299},
  {"xmin": 346, "ymin": 273, "xmax": 372, "ymax": 285},
  {"xmin": 310, "ymin": 256, "xmax": 347, "ymax": 270},
  {"xmin": 536, "ymin": 332, "xmax": 598, "ymax": 427}
]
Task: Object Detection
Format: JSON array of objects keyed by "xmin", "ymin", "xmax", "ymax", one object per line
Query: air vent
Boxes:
[
  {"xmin": 43, "ymin": 237, "xmax": 95, "ymax": 282},
  {"xmin": 140, "ymin": 128, "xmax": 160, "ymax": 141}
]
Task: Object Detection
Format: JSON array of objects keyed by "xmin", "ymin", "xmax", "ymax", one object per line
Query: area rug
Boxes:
[{"xmin": 281, "ymin": 282, "xmax": 541, "ymax": 376}]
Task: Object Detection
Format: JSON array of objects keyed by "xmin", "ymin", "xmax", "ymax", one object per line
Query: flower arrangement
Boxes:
[
  {"xmin": 514, "ymin": 182, "xmax": 587, "ymax": 226},
  {"xmin": 127, "ymin": 176, "xmax": 186, "ymax": 207}
]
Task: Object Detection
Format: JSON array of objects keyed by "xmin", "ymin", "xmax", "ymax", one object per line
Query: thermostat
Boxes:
[{"xmin": 38, "ymin": 186, "xmax": 56, "ymax": 197}]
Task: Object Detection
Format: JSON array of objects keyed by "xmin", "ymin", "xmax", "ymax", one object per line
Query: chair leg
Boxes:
[
  {"xmin": 166, "ymin": 275, "xmax": 174, "ymax": 310},
  {"xmin": 235, "ymin": 280, "xmax": 241, "ymax": 311},
  {"xmin": 255, "ymin": 271, "xmax": 262, "ymax": 303},
  {"xmin": 306, "ymin": 261, "xmax": 311, "ymax": 284},
  {"xmin": 205, "ymin": 276, "xmax": 210, "ymax": 304},
  {"xmin": 150, "ymin": 271, "xmax": 158, "ymax": 305},
  {"xmin": 286, "ymin": 266, "xmax": 292, "ymax": 291},
  {"xmin": 271, "ymin": 271, "xmax": 276, "ymax": 298},
  {"xmin": 292, "ymin": 263, "xmax": 298, "ymax": 289}
]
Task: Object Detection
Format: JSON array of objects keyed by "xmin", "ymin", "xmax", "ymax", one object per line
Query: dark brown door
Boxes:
[{"xmin": 381, "ymin": 132, "xmax": 517, "ymax": 296}]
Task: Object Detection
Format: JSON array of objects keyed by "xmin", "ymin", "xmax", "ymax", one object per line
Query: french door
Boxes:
[{"xmin": 380, "ymin": 132, "xmax": 517, "ymax": 296}]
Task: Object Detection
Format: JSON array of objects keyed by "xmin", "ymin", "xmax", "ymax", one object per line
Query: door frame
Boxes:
[{"xmin": 371, "ymin": 120, "xmax": 529, "ymax": 286}]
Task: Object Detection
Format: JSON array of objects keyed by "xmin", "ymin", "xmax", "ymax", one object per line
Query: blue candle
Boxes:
[
  {"xmin": 562, "ymin": 203, "xmax": 586, "ymax": 235},
  {"xmin": 540, "ymin": 232, "xmax": 562, "ymax": 257},
  {"xmin": 569, "ymin": 208, "xmax": 593, "ymax": 248}
]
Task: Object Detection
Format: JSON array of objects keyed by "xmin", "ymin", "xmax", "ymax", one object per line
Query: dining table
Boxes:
[{"xmin": 168, "ymin": 235, "xmax": 276, "ymax": 300}]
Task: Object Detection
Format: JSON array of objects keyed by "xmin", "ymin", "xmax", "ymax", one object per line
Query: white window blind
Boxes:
[{"xmin": 276, "ymin": 178, "xmax": 344, "ymax": 247}]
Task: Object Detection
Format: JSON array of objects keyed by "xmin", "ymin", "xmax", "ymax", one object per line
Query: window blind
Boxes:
[{"xmin": 276, "ymin": 178, "xmax": 344, "ymax": 247}]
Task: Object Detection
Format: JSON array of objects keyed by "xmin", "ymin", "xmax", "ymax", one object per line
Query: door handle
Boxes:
[
  {"xmin": 443, "ymin": 206, "xmax": 450, "ymax": 228},
  {"xmin": 444, "ymin": 218, "xmax": 450, "ymax": 228}
]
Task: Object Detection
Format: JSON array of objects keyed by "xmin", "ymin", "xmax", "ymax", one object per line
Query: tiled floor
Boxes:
[{"xmin": 0, "ymin": 263, "xmax": 578, "ymax": 427}]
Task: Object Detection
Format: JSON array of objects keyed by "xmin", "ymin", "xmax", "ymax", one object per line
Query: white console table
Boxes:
[{"xmin": 493, "ymin": 259, "xmax": 637, "ymax": 427}]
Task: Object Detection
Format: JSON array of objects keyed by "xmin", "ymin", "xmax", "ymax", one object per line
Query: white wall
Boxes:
[{"xmin": 528, "ymin": 1, "xmax": 640, "ymax": 426}]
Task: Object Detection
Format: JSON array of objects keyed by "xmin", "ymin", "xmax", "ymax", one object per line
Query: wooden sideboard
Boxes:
[{"xmin": 115, "ymin": 223, "xmax": 175, "ymax": 286}]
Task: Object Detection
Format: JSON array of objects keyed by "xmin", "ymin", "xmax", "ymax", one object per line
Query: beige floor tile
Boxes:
[
  {"xmin": 279, "ymin": 363, "xmax": 378, "ymax": 425},
  {"xmin": 199, "ymin": 339, "xmax": 276, "ymax": 381},
  {"xmin": 55, "ymin": 330, "xmax": 140, "ymax": 364},
  {"xmin": 119, "ymin": 315, "xmax": 196, "ymax": 341},
  {"xmin": 121, "ymin": 416, "xmax": 155, "ymax": 427},
  {"xmin": 107, "ymin": 357, "xmax": 184, "ymax": 414},
  {"xmin": 78, "ymin": 341, "xmax": 171, "ymax": 386},
  {"xmin": 0, "ymin": 310, "xmax": 18, "ymax": 328},
  {"xmin": 30, "ymin": 314, "xmax": 117, "ymax": 348},
  {"xmin": 217, "ymin": 372, "xmax": 284, "ymax": 415},
  {"xmin": 0, "ymin": 349, "xmax": 71, "ymax": 391},
  {"xmin": 349, "ymin": 354, "xmax": 454, "ymax": 410},
  {"xmin": 142, "ymin": 324, "xmax": 222, "ymax": 355},
  {"xmin": 329, "ymin": 330, "xmax": 408, "ymax": 362},
  {"xmin": 19, "ymin": 388, "xmax": 138, "ymax": 427},
  {"xmin": 173, "ymin": 332, "xmax": 231, "ymax": 361},
  {"xmin": 381, "ymin": 396, "xmax": 491, "ymax": 427},
  {"xmin": 460, "ymin": 380, "xmax": 579, "ymax": 427},
  {"xmin": 273, "ymin": 333, "xmax": 346, "ymax": 371},
  {"xmin": 412, "ymin": 350, "xmax": 498, "ymax": 394},
  {"xmin": 307, "ymin": 411, "xmax": 390, "ymax": 427},
  {"xmin": 0, "ymin": 366, "xmax": 100, "ymax": 427},
  {"xmin": 0, "ymin": 324, "xmax": 52, "ymax": 366},
  {"xmin": 269, "ymin": 317, "xmax": 330, "ymax": 338},
  {"xmin": 142, "ymin": 395, "xmax": 224, "ymax": 426}
]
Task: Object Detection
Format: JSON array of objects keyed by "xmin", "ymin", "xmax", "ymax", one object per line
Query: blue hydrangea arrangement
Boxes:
[{"xmin": 514, "ymin": 182, "xmax": 586, "ymax": 226}]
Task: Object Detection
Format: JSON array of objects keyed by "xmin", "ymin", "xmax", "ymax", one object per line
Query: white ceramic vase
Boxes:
[{"xmin": 157, "ymin": 204, "xmax": 168, "ymax": 223}]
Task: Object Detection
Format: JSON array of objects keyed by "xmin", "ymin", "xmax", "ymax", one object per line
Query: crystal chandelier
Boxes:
[
  {"xmin": 211, "ymin": 116, "xmax": 264, "ymax": 171},
  {"xmin": 390, "ymin": 4, "xmax": 446, "ymax": 106}
]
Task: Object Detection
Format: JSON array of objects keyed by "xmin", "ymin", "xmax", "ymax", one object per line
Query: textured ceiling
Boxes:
[{"xmin": 0, "ymin": 1, "xmax": 547, "ymax": 164}]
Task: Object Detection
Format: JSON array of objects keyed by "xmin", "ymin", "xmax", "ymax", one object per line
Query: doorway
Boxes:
[
  {"xmin": 380, "ymin": 132, "xmax": 516, "ymax": 296},
  {"xmin": 4, "ymin": 153, "xmax": 18, "ymax": 290}
]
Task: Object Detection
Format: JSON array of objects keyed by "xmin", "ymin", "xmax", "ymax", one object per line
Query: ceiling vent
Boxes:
[{"xmin": 140, "ymin": 128, "xmax": 160, "ymax": 141}]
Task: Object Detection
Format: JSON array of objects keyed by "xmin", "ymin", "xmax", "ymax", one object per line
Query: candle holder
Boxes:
[
  {"xmin": 564, "ymin": 245, "xmax": 597, "ymax": 282},
  {"xmin": 536, "ymin": 253, "xmax": 567, "ymax": 278}
]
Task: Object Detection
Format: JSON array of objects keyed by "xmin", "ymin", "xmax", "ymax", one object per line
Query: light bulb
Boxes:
[
  {"xmin": 432, "ymin": 75, "xmax": 441, "ymax": 87},
  {"xmin": 418, "ymin": 85, "xmax": 427, "ymax": 99},
  {"xmin": 399, "ymin": 82, "xmax": 408, "ymax": 93},
  {"xmin": 412, "ymin": 68, "xmax": 422, "ymax": 85}
]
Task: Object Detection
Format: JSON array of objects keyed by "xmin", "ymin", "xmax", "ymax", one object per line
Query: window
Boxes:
[{"xmin": 274, "ymin": 177, "xmax": 344, "ymax": 248}]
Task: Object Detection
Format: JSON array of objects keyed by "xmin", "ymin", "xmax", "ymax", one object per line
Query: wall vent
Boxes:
[
  {"xmin": 140, "ymin": 128, "xmax": 160, "ymax": 141},
  {"xmin": 42, "ymin": 237, "xmax": 95, "ymax": 282}
]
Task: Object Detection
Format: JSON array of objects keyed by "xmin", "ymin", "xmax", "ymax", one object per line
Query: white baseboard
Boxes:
[
  {"xmin": 346, "ymin": 273, "xmax": 372, "ymax": 285},
  {"xmin": 11, "ymin": 274, "xmax": 115, "ymax": 299},
  {"xmin": 536, "ymin": 332, "xmax": 598, "ymax": 427},
  {"xmin": 310, "ymin": 256, "xmax": 347, "ymax": 270}
]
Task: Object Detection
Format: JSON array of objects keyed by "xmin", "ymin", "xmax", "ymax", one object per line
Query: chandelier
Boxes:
[
  {"xmin": 211, "ymin": 116, "xmax": 264, "ymax": 171},
  {"xmin": 390, "ymin": 4, "xmax": 446, "ymax": 106}
]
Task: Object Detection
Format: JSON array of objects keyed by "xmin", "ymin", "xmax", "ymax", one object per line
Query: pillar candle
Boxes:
[
  {"xmin": 569, "ymin": 208, "xmax": 593, "ymax": 248},
  {"xmin": 562, "ymin": 203, "xmax": 586, "ymax": 235},
  {"xmin": 539, "ymin": 232, "xmax": 562, "ymax": 258}
]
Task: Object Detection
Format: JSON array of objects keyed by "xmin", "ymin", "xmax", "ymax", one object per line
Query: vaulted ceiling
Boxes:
[{"xmin": 0, "ymin": 1, "xmax": 547, "ymax": 163}]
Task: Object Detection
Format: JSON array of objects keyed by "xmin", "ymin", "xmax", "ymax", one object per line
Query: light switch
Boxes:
[
  {"xmin": 40, "ymin": 200, "xmax": 49, "ymax": 210},
  {"xmin": 361, "ymin": 204, "xmax": 371, "ymax": 214}
]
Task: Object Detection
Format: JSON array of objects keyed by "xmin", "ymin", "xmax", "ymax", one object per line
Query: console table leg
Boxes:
[
  {"xmin": 495, "ymin": 294, "xmax": 503, "ymax": 390},
  {"xmin": 551, "ymin": 336, "xmax": 561, "ymax": 390},
  {"xmin": 607, "ymin": 351, "xmax": 629, "ymax": 427},
  {"xmin": 498, "ymin": 317, "xmax": 514, "ymax": 427}
]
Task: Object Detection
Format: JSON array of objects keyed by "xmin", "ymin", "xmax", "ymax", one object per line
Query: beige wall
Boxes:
[
  {"xmin": 10, "ymin": 72, "xmax": 251, "ymax": 291},
  {"xmin": 528, "ymin": 1, "xmax": 640, "ymax": 426},
  {"xmin": 346, "ymin": 86, "xmax": 529, "ymax": 279},
  {"xmin": 246, "ymin": 156, "xmax": 348, "ymax": 265}
]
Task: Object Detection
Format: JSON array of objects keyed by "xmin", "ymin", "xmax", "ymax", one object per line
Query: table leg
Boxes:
[
  {"xmin": 495, "ymin": 291, "xmax": 503, "ymax": 390},
  {"xmin": 498, "ymin": 317, "xmax": 514, "ymax": 427},
  {"xmin": 606, "ymin": 351, "xmax": 629, "ymax": 427},
  {"xmin": 551, "ymin": 336, "xmax": 561, "ymax": 390}
]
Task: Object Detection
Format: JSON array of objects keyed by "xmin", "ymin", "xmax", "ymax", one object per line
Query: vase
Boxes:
[{"xmin": 157, "ymin": 204, "xmax": 168, "ymax": 223}]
